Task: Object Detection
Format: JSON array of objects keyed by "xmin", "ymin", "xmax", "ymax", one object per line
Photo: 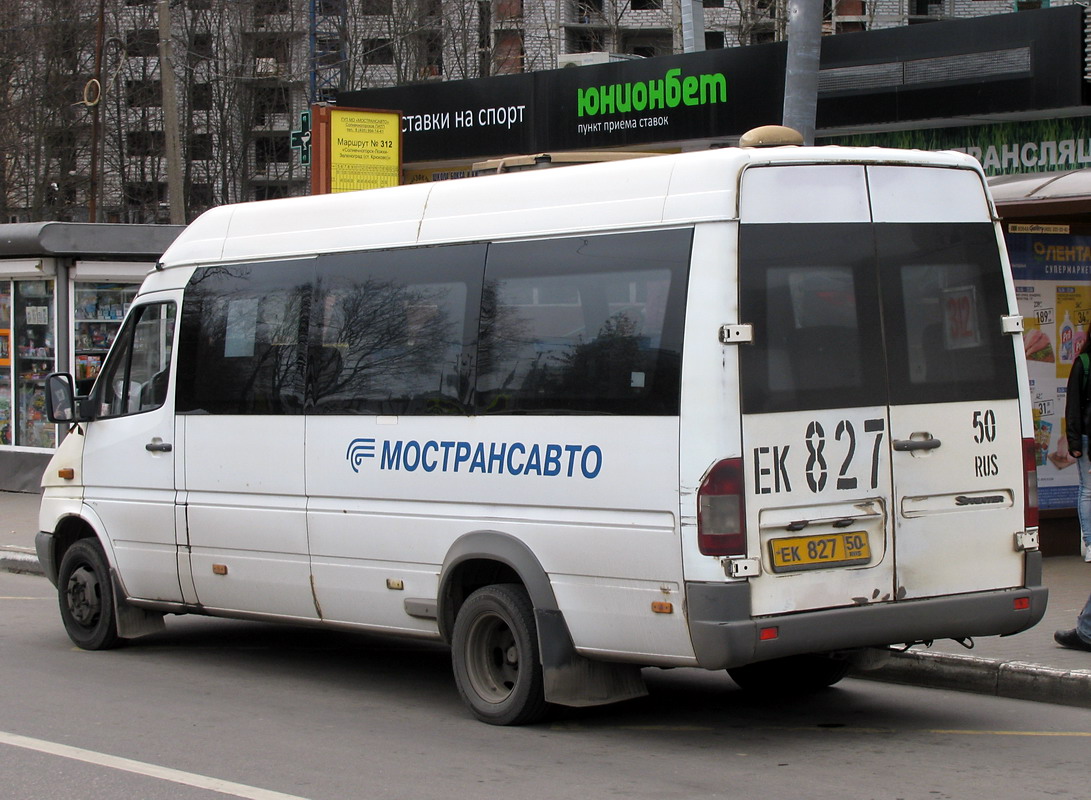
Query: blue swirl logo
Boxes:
[{"xmin": 346, "ymin": 438, "xmax": 377, "ymax": 473}]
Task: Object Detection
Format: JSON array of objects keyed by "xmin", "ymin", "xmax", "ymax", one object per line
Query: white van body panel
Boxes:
[
  {"xmin": 185, "ymin": 415, "xmax": 315, "ymax": 618},
  {"xmin": 678, "ymin": 221, "xmax": 743, "ymax": 585},
  {"xmin": 80, "ymin": 289, "xmax": 183, "ymax": 603},
  {"xmin": 305, "ymin": 414, "xmax": 693, "ymax": 659}
]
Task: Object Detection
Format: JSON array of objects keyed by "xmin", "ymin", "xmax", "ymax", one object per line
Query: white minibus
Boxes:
[{"xmin": 39, "ymin": 129, "xmax": 1046, "ymax": 724}]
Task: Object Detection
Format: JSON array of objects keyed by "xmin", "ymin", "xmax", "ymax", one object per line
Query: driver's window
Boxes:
[{"xmin": 97, "ymin": 302, "xmax": 177, "ymax": 418}]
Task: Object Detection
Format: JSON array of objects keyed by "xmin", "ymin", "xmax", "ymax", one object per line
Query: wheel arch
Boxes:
[
  {"xmin": 438, "ymin": 530, "xmax": 647, "ymax": 709},
  {"xmin": 437, "ymin": 530, "xmax": 559, "ymax": 644},
  {"xmin": 38, "ymin": 513, "xmax": 101, "ymax": 587}
]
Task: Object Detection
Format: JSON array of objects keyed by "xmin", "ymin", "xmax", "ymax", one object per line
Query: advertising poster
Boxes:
[
  {"xmin": 329, "ymin": 108, "xmax": 402, "ymax": 193},
  {"xmin": 1006, "ymin": 225, "xmax": 1091, "ymax": 509}
]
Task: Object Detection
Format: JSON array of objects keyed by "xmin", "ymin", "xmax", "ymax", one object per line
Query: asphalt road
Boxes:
[{"xmin": 2, "ymin": 570, "xmax": 1090, "ymax": 800}]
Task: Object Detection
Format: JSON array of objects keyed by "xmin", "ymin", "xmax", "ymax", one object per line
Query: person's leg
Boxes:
[
  {"xmin": 1078, "ymin": 436, "xmax": 1091, "ymax": 559},
  {"xmin": 1077, "ymin": 594, "xmax": 1091, "ymax": 645},
  {"xmin": 1056, "ymin": 592, "xmax": 1091, "ymax": 650}
]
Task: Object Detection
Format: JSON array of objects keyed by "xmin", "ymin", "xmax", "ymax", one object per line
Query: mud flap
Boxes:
[
  {"xmin": 111, "ymin": 572, "xmax": 166, "ymax": 639},
  {"xmin": 535, "ymin": 608, "xmax": 647, "ymax": 707}
]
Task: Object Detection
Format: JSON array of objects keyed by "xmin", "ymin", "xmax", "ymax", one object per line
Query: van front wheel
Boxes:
[
  {"xmin": 57, "ymin": 538, "xmax": 121, "ymax": 651},
  {"xmin": 727, "ymin": 653, "xmax": 850, "ymax": 693},
  {"xmin": 451, "ymin": 584, "xmax": 548, "ymax": 725}
]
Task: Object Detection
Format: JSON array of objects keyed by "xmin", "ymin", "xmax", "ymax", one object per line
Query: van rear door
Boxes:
[{"xmin": 738, "ymin": 163, "xmax": 1025, "ymax": 617}]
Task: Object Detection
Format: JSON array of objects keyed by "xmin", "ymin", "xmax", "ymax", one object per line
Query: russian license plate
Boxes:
[{"xmin": 768, "ymin": 531, "xmax": 872, "ymax": 573}]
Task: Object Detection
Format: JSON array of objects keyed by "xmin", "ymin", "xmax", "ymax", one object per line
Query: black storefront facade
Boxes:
[{"xmin": 341, "ymin": 5, "xmax": 1090, "ymax": 181}]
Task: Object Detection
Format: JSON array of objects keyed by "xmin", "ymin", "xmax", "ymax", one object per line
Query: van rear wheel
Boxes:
[
  {"xmin": 57, "ymin": 538, "xmax": 121, "ymax": 651},
  {"xmin": 451, "ymin": 584, "xmax": 548, "ymax": 726},
  {"xmin": 727, "ymin": 653, "xmax": 850, "ymax": 693}
]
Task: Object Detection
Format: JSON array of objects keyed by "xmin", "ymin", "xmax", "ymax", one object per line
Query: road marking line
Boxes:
[
  {"xmin": 0, "ymin": 596, "xmax": 50, "ymax": 600},
  {"xmin": 0, "ymin": 730, "xmax": 313, "ymax": 800},
  {"xmin": 930, "ymin": 729, "xmax": 1091, "ymax": 737}
]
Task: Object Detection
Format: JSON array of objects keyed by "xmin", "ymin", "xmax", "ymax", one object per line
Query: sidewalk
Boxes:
[{"xmin": 4, "ymin": 490, "xmax": 1090, "ymax": 707}]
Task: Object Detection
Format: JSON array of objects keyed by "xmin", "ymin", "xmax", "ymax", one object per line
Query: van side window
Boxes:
[
  {"xmin": 97, "ymin": 301, "xmax": 177, "ymax": 418},
  {"xmin": 310, "ymin": 245, "xmax": 482, "ymax": 415},
  {"xmin": 176, "ymin": 261, "xmax": 313, "ymax": 414},
  {"xmin": 477, "ymin": 230, "xmax": 690, "ymax": 415}
]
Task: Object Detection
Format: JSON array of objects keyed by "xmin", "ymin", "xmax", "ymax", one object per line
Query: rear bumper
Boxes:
[{"xmin": 687, "ymin": 553, "xmax": 1049, "ymax": 670}]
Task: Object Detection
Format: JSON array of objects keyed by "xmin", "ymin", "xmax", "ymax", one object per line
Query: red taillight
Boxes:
[
  {"xmin": 697, "ymin": 458, "xmax": 747, "ymax": 556},
  {"xmin": 1022, "ymin": 438, "xmax": 1039, "ymax": 529}
]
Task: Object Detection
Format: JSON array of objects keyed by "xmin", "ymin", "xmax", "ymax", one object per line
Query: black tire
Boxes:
[
  {"xmin": 727, "ymin": 653, "xmax": 850, "ymax": 693},
  {"xmin": 451, "ymin": 584, "xmax": 548, "ymax": 726},
  {"xmin": 57, "ymin": 538, "xmax": 121, "ymax": 650}
]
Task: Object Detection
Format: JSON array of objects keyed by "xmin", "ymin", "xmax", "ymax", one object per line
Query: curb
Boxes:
[
  {"xmin": 855, "ymin": 649, "xmax": 1091, "ymax": 709},
  {"xmin": 0, "ymin": 547, "xmax": 43, "ymax": 577}
]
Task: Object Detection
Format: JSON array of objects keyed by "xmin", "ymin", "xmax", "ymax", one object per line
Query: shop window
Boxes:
[
  {"xmin": 9, "ymin": 281, "xmax": 57, "ymax": 448},
  {"xmin": 73, "ymin": 283, "xmax": 139, "ymax": 389},
  {"xmin": 0, "ymin": 286, "xmax": 10, "ymax": 445}
]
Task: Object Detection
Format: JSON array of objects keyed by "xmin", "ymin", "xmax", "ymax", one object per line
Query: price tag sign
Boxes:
[{"xmin": 942, "ymin": 285, "xmax": 981, "ymax": 350}]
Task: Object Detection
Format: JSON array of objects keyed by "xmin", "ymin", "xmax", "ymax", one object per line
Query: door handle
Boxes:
[
  {"xmin": 145, "ymin": 441, "xmax": 173, "ymax": 452},
  {"xmin": 892, "ymin": 437, "xmax": 941, "ymax": 452}
]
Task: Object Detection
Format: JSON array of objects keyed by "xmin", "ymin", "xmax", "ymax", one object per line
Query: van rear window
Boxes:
[{"xmin": 739, "ymin": 223, "xmax": 1018, "ymax": 414}]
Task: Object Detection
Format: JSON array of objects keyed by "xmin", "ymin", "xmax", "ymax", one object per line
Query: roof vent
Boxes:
[{"xmin": 739, "ymin": 125, "xmax": 804, "ymax": 148}]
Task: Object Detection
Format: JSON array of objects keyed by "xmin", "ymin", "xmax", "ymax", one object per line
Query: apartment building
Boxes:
[{"xmin": 0, "ymin": 0, "xmax": 1062, "ymax": 226}]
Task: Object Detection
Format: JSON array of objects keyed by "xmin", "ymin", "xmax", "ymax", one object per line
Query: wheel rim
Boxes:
[
  {"xmin": 65, "ymin": 564, "xmax": 102, "ymax": 629},
  {"xmin": 464, "ymin": 610, "xmax": 521, "ymax": 704}
]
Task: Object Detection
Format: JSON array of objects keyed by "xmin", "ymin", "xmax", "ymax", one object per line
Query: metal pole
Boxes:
[
  {"xmin": 88, "ymin": 0, "xmax": 106, "ymax": 222},
  {"xmin": 158, "ymin": 0, "xmax": 185, "ymax": 224},
  {"xmin": 782, "ymin": 0, "xmax": 822, "ymax": 145}
]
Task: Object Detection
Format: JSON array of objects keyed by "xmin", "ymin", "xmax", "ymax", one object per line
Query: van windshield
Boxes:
[{"xmin": 738, "ymin": 222, "xmax": 1018, "ymax": 414}]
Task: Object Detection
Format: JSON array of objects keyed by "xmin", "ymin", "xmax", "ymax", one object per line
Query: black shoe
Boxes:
[{"xmin": 1054, "ymin": 629, "xmax": 1091, "ymax": 651}]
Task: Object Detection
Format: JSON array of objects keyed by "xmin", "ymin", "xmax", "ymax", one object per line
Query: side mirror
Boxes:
[{"xmin": 45, "ymin": 373, "xmax": 78, "ymax": 423}]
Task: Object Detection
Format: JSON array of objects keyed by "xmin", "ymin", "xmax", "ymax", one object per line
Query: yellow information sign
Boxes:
[{"xmin": 329, "ymin": 109, "xmax": 401, "ymax": 193}]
